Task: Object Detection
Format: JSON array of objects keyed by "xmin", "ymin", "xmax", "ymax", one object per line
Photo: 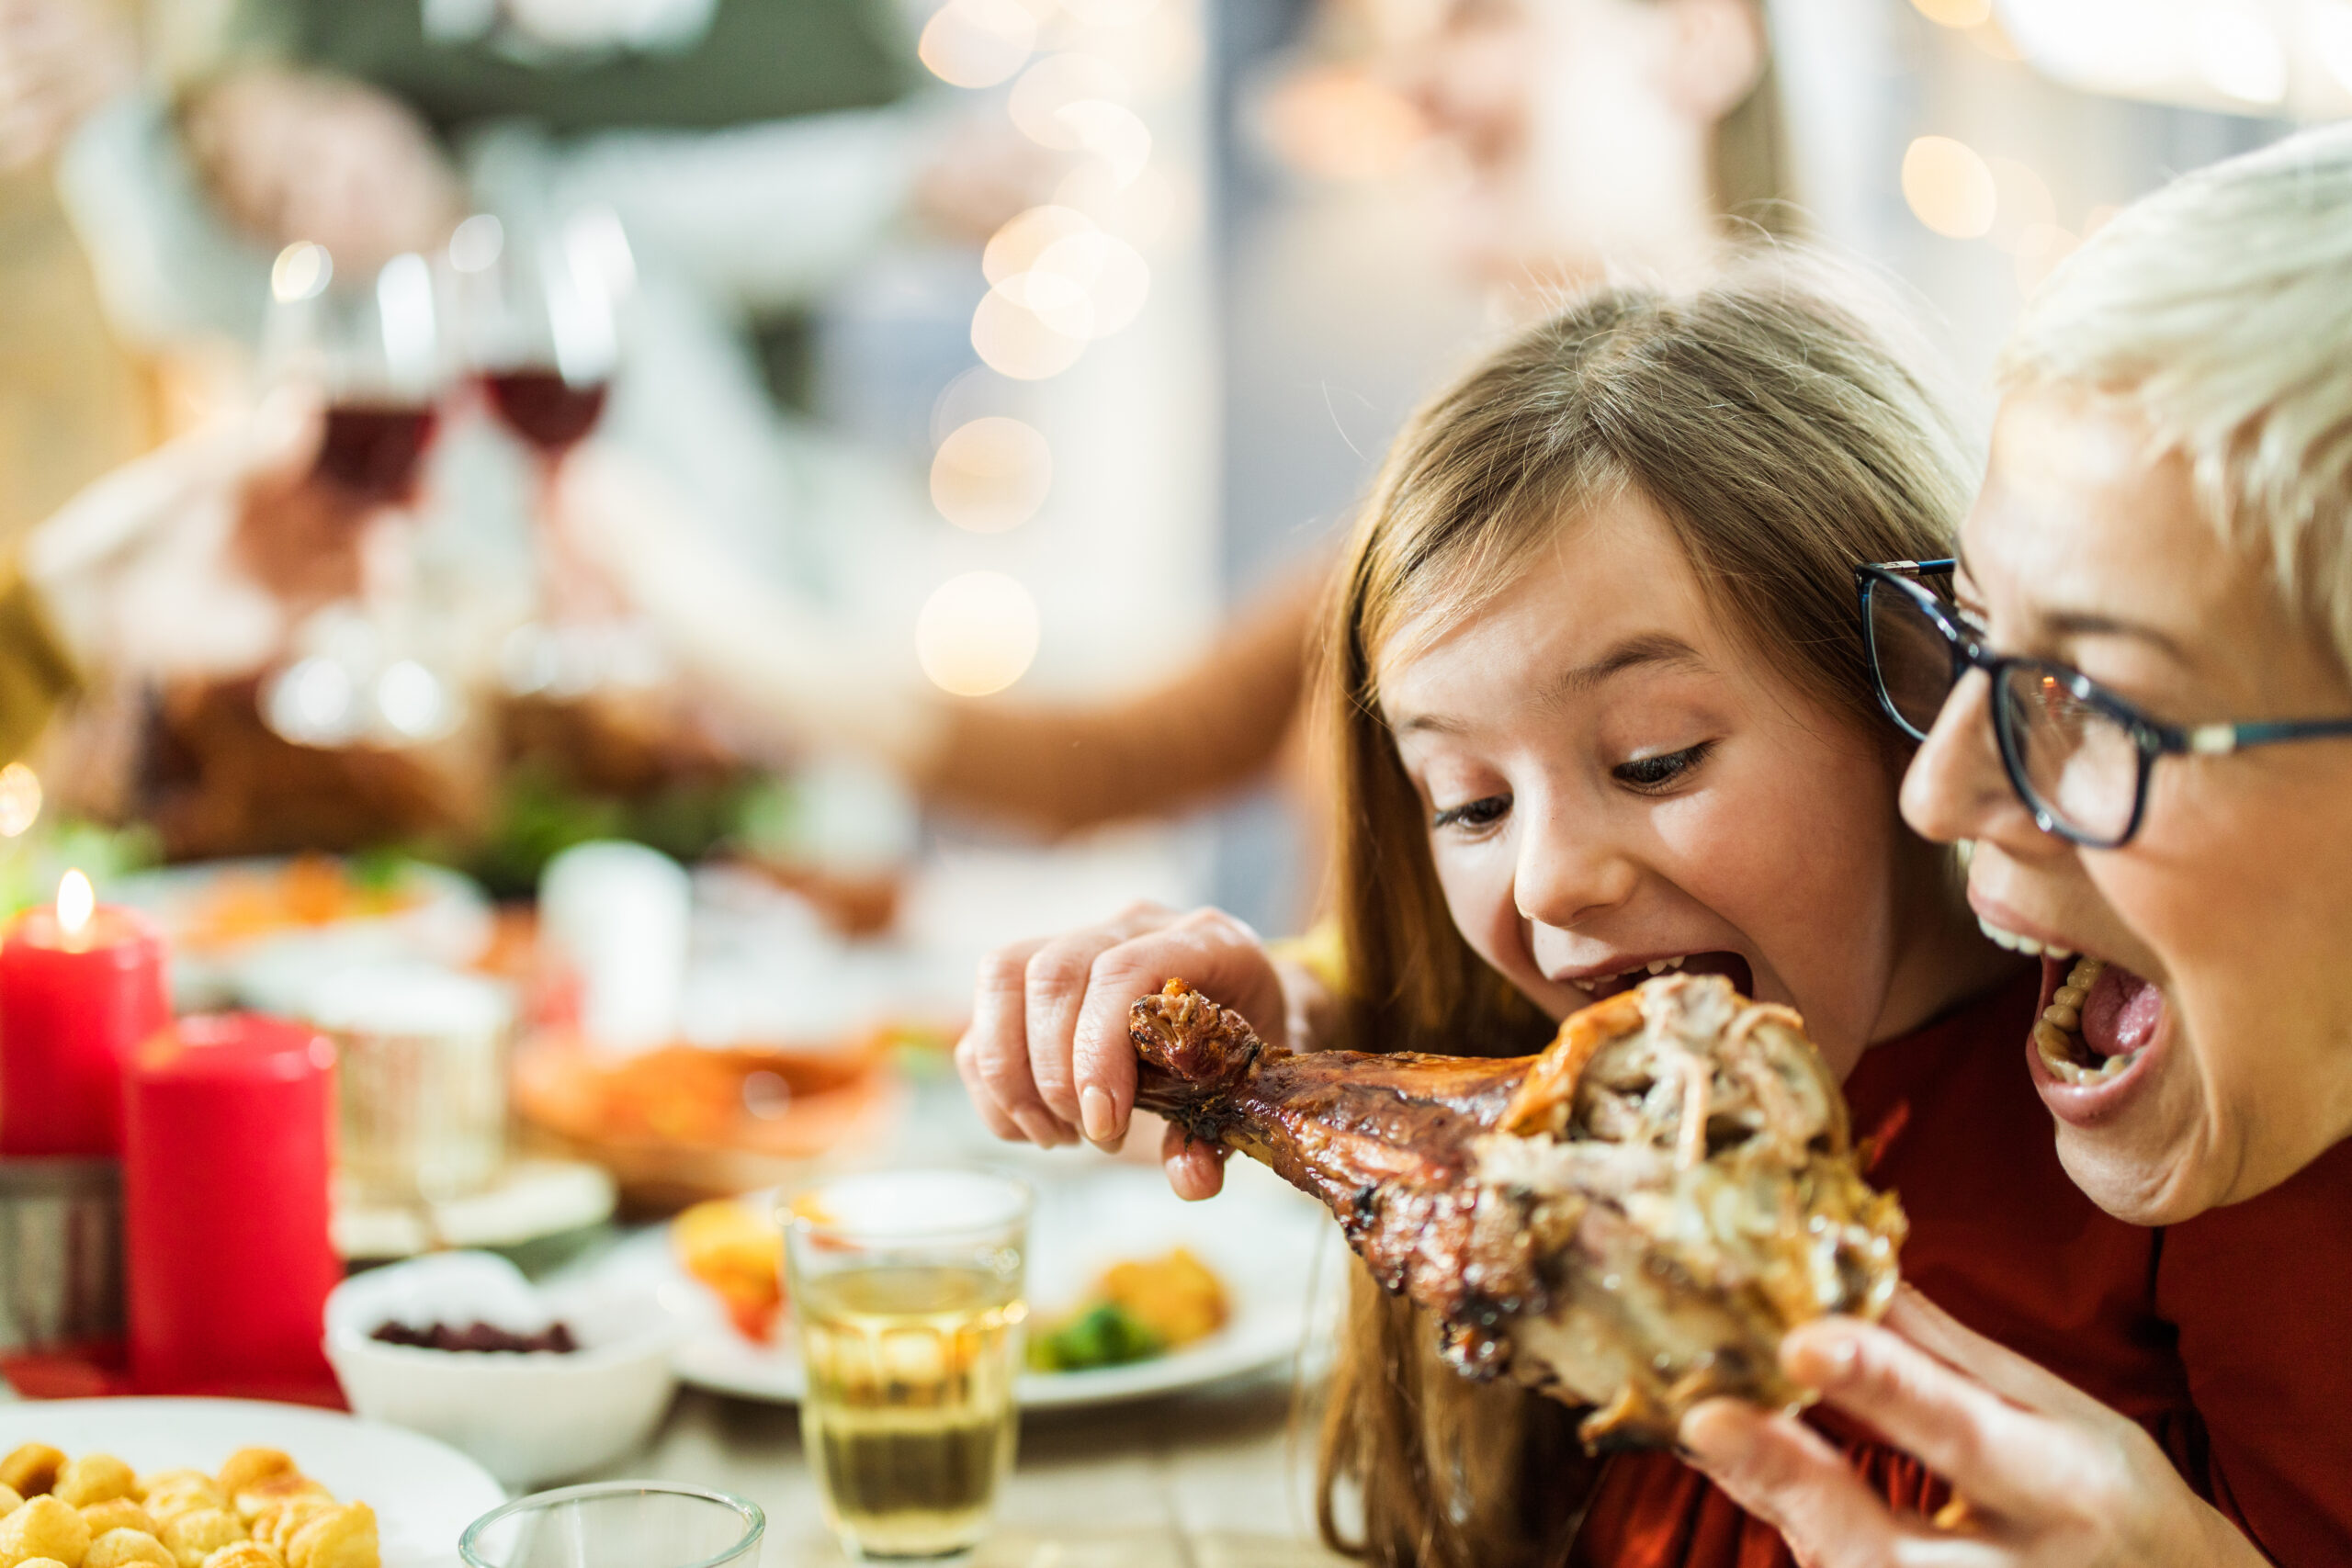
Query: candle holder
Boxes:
[{"xmin": 0, "ymin": 1156, "xmax": 122, "ymax": 1355}]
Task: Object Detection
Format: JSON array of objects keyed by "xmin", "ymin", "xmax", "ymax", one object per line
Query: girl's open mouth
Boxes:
[
  {"xmin": 2032, "ymin": 953, "xmax": 2165, "ymax": 1089},
  {"xmin": 1574, "ymin": 951, "xmax": 1754, "ymax": 1003}
]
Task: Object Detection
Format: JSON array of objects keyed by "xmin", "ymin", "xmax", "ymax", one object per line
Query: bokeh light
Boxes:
[
  {"xmin": 1985, "ymin": 157, "xmax": 2056, "ymax": 254},
  {"xmin": 1909, "ymin": 0, "xmax": 1990, "ymax": 25},
  {"xmin": 1011, "ymin": 54, "xmax": 1130, "ymax": 148},
  {"xmin": 972, "ymin": 286, "xmax": 1089, "ymax": 379},
  {"xmin": 1901, "ymin": 136, "xmax": 1997, "ymax": 239},
  {"xmin": 984, "ymin": 206, "xmax": 1097, "ymax": 284},
  {"xmin": 917, "ymin": 571, "xmax": 1041, "ymax": 695},
  {"xmin": 1061, "ymin": 0, "xmax": 1157, "ymax": 23},
  {"xmin": 270, "ymin": 242, "xmax": 332, "ymax": 303},
  {"xmin": 932, "ymin": 417, "xmax": 1054, "ymax": 532},
  {"xmin": 448, "ymin": 213, "xmax": 504, "ymax": 274},
  {"xmin": 0, "ymin": 762, "xmax": 41, "ymax": 838},
  {"xmin": 1034, "ymin": 231, "xmax": 1149, "ymax": 338},
  {"xmin": 1058, "ymin": 100, "xmax": 1153, "ymax": 188},
  {"xmin": 919, "ymin": 0, "xmax": 1038, "ymax": 88}
]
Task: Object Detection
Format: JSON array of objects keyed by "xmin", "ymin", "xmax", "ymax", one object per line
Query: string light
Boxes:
[
  {"xmin": 919, "ymin": 0, "xmax": 1038, "ymax": 87},
  {"xmin": 2190, "ymin": 2, "xmax": 2285, "ymax": 105},
  {"xmin": 917, "ymin": 572, "xmax": 1040, "ymax": 696},
  {"xmin": 1901, "ymin": 136, "xmax": 1997, "ymax": 239},
  {"xmin": 0, "ymin": 762, "xmax": 40, "ymax": 838},
  {"xmin": 931, "ymin": 417, "xmax": 1053, "ymax": 532}
]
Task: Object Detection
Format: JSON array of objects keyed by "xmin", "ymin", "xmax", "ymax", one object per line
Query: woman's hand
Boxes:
[
  {"xmin": 955, "ymin": 902, "xmax": 1310, "ymax": 1200},
  {"xmin": 1679, "ymin": 1287, "xmax": 2266, "ymax": 1568}
]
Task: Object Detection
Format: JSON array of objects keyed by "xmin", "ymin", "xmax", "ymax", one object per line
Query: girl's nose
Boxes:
[
  {"xmin": 1900, "ymin": 668, "xmax": 2055, "ymax": 856},
  {"xmin": 1512, "ymin": 800, "xmax": 1638, "ymax": 930}
]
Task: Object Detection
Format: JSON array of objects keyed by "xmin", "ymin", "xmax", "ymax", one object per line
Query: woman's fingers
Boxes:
[
  {"xmin": 1069, "ymin": 907, "xmax": 1274, "ymax": 1148},
  {"xmin": 1160, "ymin": 1120, "xmax": 1228, "ymax": 1201},
  {"xmin": 1781, "ymin": 1317, "xmax": 2077, "ymax": 1523},
  {"xmin": 1880, "ymin": 1288, "xmax": 2110, "ymax": 1427},
  {"xmin": 1679, "ymin": 1400, "xmax": 1922, "ymax": 1566},
  {"xmin": 960, "ymin": 937, "xmax": 1070, "ymax": 1147}
]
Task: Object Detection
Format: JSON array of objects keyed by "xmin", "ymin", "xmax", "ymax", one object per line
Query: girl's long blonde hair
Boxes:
[{"xmin": 1313, "ymin": 268, "xmax": 1973, "ymax": 1567}]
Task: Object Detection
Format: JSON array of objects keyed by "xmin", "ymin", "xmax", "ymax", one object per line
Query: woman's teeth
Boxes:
[
  {"xmin": 2034, "ymin": 955, "xmax": 2143, "ymax": 1085},
  {"xmin": 1567, "ymin": 954, "xmax": 1687, "ymax": 995},
  {"xmin": 1978, "ymin": 916, "xmax": 2075, "ymax": 960}
]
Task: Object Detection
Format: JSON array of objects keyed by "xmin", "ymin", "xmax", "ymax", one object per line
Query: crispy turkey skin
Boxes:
[{"xmin": 1129, "ymin": 973, "xmax": 1905, "ymax": 1448}]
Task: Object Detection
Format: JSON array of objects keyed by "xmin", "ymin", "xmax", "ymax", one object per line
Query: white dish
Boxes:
[
  {"xmin": 327, "ymin": 1252, "xmax": 683, "ymax": 1487},
  {"xmin": 600, "ymin": 1157, "xmax": 1341, "ymax": 1409},
  {"xmin": 0, "ymin": 1396, "xmax": 504, "ymax": 1566}
]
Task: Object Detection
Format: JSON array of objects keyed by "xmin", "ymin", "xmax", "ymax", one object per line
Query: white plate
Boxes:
[
  {"xmin": 108, "ymin": 857, "xmax": 493, "ymax": 1012},
  {"xmin": 605, "ymin": 1158, "xmax": 1341, "ymax": 1410},
  {"xmin": 0, "ymin": 1397, "xmax": 506, "ymax": 1566}
]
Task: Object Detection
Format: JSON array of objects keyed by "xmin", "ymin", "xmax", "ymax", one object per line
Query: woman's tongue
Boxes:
[{"xmin": 2081, "ymin": 964, "xmax": 2163, "ymax": 1058}]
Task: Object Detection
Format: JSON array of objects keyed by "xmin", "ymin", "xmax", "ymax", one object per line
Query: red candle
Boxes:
[
  {"xmin": 0, "ymin": 871, "xmax": 169, "ymax": 1156},
  {"xmin": 125, "ymin": 1014, "xmax": 341, "ymax": 1400}
]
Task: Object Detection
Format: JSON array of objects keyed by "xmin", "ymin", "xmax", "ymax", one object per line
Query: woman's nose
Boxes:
[
  {"xmin": 1512, "ymin": 801, "xmax": 1638, "ymax": 930},
  {"xmin": 1900, "ymin": 668, "xmax": 2053, "ymax": 855}
]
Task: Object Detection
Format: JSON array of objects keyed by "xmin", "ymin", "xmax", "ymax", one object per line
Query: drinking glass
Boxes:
[
  {"xmin": 452, "ymin": 209, "xmax": 620, "ymax": 467},
  {"xmin": 256, "ymin": 243, "xmax": 466, "ymax": 750},
  {"xmin": 460, "ymin": 1482, "xmax": 763, "ymax": 1568},
  {"xmin": 785, "ymin": 1168, "xmax": 1032, "ymax": 1563}
]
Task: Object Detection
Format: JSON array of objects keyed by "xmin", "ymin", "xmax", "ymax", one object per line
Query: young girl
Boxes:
[{"xmin": 956, "ymin": 274, "xmax": 2204, "ymax": 1567}]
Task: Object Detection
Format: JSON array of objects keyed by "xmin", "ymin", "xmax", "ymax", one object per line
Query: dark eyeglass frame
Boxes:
[{"xmin": 1855, "ymin": 558, "xmax": 2352, "ymax": 848}]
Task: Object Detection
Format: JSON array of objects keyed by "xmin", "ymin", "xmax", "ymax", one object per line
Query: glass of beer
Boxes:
[{"xmin": 785, "ymin": 1168, "xmax": 1032, "ymax": 1562}]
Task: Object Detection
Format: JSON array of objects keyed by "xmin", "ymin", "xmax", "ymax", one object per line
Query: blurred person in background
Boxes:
[{"xmin": 0, "ymin": 0, "xmax": 1794, "ymax": 869}]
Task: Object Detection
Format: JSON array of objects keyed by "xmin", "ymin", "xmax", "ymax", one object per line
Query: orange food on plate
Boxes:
[
  {"xmin": 185, "ymin": 855, "xmax": 424, "ymax": 952},
  {"xmin": 673, "ymin": 1199, "xmax": 785, "ymax": 1342},
  {"xmin": 1101, "ymin": 1247, "xmax": 1229, "ymax": 1348}
]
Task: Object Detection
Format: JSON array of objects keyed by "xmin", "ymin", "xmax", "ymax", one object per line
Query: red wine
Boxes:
[
  {"xmin": 317, "ymin": 404, "xmax": 439, "ymax": 502},
  {"xmin": 487, "ymin": 369, "xmax": 609, "ymax": 455}
]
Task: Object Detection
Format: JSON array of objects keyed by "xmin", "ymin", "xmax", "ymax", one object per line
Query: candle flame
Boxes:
[{"xmin": 57, "ymin": 869, "xmax": 94, "ymax": 939}]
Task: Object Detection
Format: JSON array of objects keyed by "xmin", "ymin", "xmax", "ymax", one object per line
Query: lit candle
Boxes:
[
  {"xmin": 125, "ymin": 1014, "xmax": 341, "ymax": 1399},
  {"xmin": 0, "ymin": 870, "xmax": 170, "ymax": 1156}
]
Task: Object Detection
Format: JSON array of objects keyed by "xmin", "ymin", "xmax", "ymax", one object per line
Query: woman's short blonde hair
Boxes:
[{"xmin": 2001, "ymin": 121, "xmax": 2352, "ymax": 664}]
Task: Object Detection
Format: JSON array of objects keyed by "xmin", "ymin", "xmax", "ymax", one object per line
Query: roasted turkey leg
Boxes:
[{"xmin": 1129, "ymin": 974, "xmax": 1905, "ymax": 1448}]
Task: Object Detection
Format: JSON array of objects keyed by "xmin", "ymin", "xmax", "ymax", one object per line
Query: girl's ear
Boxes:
[{"xmin": 1654, "ymin": 0, "xmax": 1766, "ymax": 123}]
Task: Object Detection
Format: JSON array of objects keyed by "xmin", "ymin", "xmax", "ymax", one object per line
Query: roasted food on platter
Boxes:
[
  {"xmin": 673, "ymin": 1197, "xmax": 786, "ymax": 1342},
  {"xmin": 1027, "ymin": 1247, "xmax": 1230, "ymax": 1372},
  {"xmin": 0, "ymin": 1441, "xmax": 379, "ymax": 1568},
  {"xmin": 1129, "ymin": 972, "xmax": 1905, "ymax": 1448}
]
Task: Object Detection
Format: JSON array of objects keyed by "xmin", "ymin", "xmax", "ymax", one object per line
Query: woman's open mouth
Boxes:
[{"xmin": 2031, "ymin": 951, "xmax": 2165, "ymax": 1095}]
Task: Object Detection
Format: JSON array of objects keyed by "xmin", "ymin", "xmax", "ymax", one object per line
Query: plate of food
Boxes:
[
  {"xmin": 628, "ymin": 1156, "xmax": 1340, "ymax": 1409},
  {"xmin": 0, "ymin": 1398, "xmax": 505, "ymax": 1567},
  {"xmin": 108, "ymin": 854, "xmax": 493, "ymax": 1011}
]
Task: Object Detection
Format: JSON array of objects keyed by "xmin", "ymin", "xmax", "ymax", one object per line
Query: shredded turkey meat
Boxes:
[{"xmin": 1128, "ymin": 972, "xmax": 1905, "ymax": 1448}]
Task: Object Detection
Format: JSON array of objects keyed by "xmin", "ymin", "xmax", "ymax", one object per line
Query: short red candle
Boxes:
[
  {"xmin": 125, "ymin": 1014, "xmax": 341, "ymax": 1399},
  {"xmin": 0, "ymin": 895, "xmax": 168, "ymax": 1156}
]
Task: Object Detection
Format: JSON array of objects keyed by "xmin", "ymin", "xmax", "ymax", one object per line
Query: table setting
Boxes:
[{"xmin": 0, "ymin": 829, "xmax": 1351, "ymax": 1568}]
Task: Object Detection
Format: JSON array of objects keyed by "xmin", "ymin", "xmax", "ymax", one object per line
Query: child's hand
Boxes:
[{"xmin": 956, "ymin": 902, "xmax": 1292, "ymax": 1200}]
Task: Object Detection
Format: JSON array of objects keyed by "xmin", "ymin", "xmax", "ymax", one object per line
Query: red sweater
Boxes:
[{"xmin": 1569, "ymin": 970, "xmax": 2200, "ymax": 1565}]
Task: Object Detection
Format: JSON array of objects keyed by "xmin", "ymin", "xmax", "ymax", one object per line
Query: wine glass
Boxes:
[
  {"xmin": 449, "ymin": 209, "xmax": 655, "ymax": 698},
  {"xmin": 454, "ymin": 209, "xmax": 622, "ymax": 466},
  {"xmin": 257, "ymin": 242, "xmax": 465, "ymax": 749}
]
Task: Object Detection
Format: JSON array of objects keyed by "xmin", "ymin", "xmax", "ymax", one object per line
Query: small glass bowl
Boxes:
[{"xmin": 459, "ymin": 1481, "xmax": 763, "ymax": 1568}]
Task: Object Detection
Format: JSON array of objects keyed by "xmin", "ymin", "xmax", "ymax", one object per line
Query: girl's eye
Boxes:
[
  {"xmin": 1612, "ymin": 741, "xmax": 1714, "ymax": 792},
  {"xmin": 1430, "ymin": 795, "xmax": 1510, "ymax": 832}
]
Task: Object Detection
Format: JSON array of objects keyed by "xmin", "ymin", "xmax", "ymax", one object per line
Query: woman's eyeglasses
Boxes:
[{"xmin": 1855, "ymin": 559, "xmax": 2352, "ymax": 849}]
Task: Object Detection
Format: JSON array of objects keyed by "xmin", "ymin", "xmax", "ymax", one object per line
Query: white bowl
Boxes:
[{"xmin": 325, "ymin": 1251, "xmax": 682, "ymax": 1487}]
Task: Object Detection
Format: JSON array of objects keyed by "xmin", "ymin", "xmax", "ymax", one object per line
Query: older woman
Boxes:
[{"xmin": 1684, "ymin": 122, "xmax": 2352, "ymax": 1565}]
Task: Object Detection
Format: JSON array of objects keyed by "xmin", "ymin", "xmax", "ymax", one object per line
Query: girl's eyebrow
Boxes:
[
  {"xmin": 1544, "ymin": 632, "xmax": 1709, "ymax": 701},
  {"xmin": 1390, "ymin": 632, "xmax": 1707, "ymax": 736}
]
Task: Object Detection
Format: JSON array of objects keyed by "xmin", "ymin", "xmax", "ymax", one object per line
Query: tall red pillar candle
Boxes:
[
  {"xmin": 125, "ymin": 1014, "xmax": 341, "ymax": 1399},
  {"xmin": 0, "ymin": 871, "xmax": 169, "ymax": 1156}
]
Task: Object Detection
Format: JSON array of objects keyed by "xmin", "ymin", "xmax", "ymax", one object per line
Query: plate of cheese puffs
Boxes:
[{"xmin": 0, "ymin": 1400, "xmax": 505, "ymax": 1568}]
